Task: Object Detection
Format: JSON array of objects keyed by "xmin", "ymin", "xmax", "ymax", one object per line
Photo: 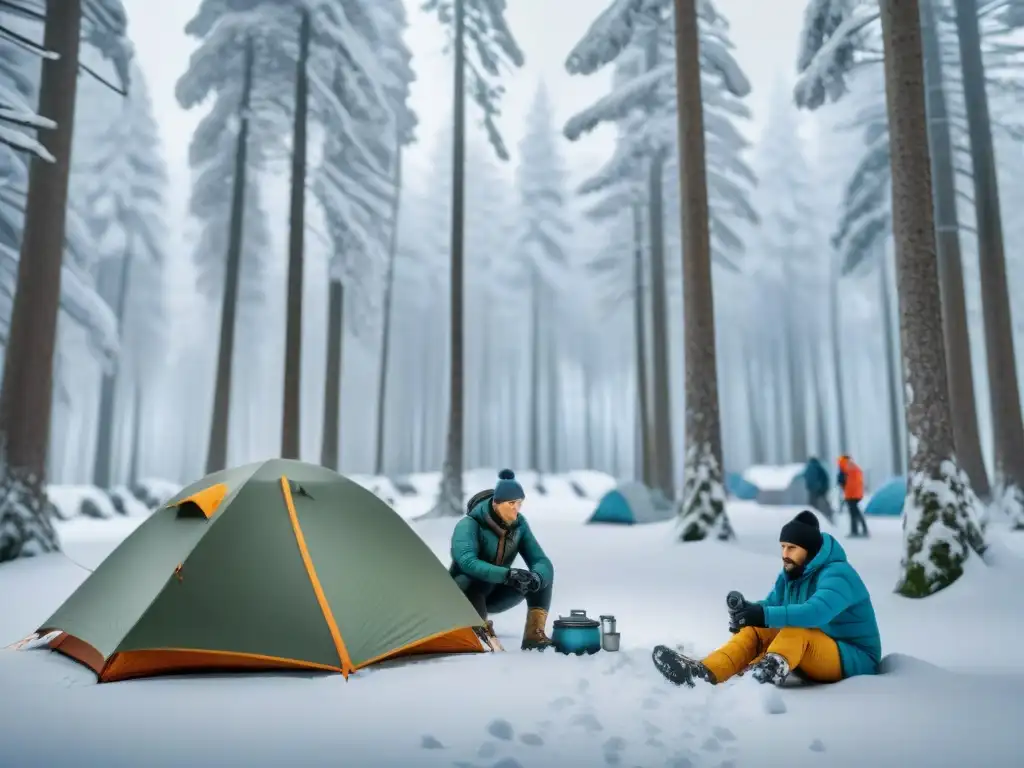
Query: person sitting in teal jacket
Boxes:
[
  {"xmin": 449, "ymin": 469, "xmax": 555, "ymax": 650},
  {"xmin": 653, "ymin": 510, "xmax": 881, "ymax": 687}
]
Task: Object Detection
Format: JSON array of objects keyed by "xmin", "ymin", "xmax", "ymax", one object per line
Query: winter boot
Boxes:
[
  {"xmin": 521, "ymin": 608, "xmax": 553, "ymax": 650},
  {"xmin": 652, "ymin": 645, "xmax": 717, "ymax": 687},
  {"xmin": 750, "ymin": 653, "xmax": 790, "ymax": 686}
]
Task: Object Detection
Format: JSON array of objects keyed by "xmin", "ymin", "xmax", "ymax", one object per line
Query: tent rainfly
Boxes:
[{"xmin": 12, "ymin": 459, "xmax": 494, "ymax": 682}]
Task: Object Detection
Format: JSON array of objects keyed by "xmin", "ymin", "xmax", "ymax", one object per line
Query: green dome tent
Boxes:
[
  {"xmin": 588, "ymin": 482, "xmax": 673, "ymax": 525},
  {"xmin": 17, "ymin": 459, "xmax": 492, "ymax": 682}
]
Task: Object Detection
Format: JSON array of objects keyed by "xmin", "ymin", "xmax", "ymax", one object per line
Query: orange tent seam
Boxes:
[{"xmin": 279, "ymin": 476, "xmax": 354, "ymax": 676}]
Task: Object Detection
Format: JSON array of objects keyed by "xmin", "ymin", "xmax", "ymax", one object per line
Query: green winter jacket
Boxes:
[{"xmin": 449, "ymin": 493, "xmax": 554, "ymax": 588}]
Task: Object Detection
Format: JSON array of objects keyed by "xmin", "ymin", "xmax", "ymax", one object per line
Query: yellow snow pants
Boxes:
[{"xmin": 701, "ymin": 626, "xmax": 843, "ymax": 684}]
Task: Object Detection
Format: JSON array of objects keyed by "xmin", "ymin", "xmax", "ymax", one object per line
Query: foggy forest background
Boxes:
[{"xmin": 2, "ymin": 0, "xmax": 1024, "ymax": 512}]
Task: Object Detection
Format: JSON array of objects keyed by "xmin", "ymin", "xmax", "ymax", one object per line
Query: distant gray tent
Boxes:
[{"xmin": 588, "ymin": 482, "xmax": 674, "ymax": 525}]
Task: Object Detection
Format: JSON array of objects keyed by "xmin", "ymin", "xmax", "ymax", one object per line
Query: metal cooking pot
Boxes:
[{"xmin": 551, "ymin": 609, "xmax": 602, "ymax": 656}]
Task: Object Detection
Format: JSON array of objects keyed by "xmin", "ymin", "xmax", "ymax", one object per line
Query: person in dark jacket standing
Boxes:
[
  {"xmin": 804, "ymin": 456, "xmax": 833, "ymax": 523},
  {"xmin": 448, "ymin": 469, "xmax": 555, "ymax": 650}
]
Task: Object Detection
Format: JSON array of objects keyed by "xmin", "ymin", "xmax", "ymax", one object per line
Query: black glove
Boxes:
[
  {"xmin": 523, "ymin": 571, "xmax": 542, "ymax": 593},
  {"xmin": 732, "ymin": 603, "xmax": 765, "ymax": 630},
  {"xmin": 504, "ymin": 568, "xmax": 535, "ymax": 595}
]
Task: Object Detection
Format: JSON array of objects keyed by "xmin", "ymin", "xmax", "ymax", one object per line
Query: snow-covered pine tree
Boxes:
[
  {"xmin": 315, "ymin": 57, "xmax": 396, "ymax": 470},
  {"xmin": 73, "ymin": 61, "xmax": 169, "ymax": 488},
  {"xmin": 0, "ymin": 0, "xmax": 130, "ymax": 563},
  {"xmin": 464, "ymin": 138, "xmax": 515, "ymax": 468},
  {"xmin": 748, "ymin": 83, "xmax": 824, "ymax": 465},
  {"xmin": 515, "ymin": 84, "xmax": 572, "ymax": 475},
  {"xmin": 0, "ymin": 3, "xmax": 122, "ymax": 363},
  {"xmin": 800, "ymin": 0, "xmax": 1024, "ymax": 526},
  {"xmin": 178, "ymin": 0, "xmax": 389, "ymax": 471},
  {"xmin": 371, "ymin": 0, "xmax": 418, "ymax": 476},
  {"xmin": 800, "ymin": 0, "xmax": 988, "ymax": 594},
  {"xmin": 421, "ymin": 0, "xmax": 524, "ymax": 518},
  {"xmin": 565, "ymin": 0, "xmax": 754, "ymax": 539}
]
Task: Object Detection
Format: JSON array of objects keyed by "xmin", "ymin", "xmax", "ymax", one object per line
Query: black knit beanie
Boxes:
[{"xmin": 780, "ymin": 510, "xmax": 823, "ymax": 560}]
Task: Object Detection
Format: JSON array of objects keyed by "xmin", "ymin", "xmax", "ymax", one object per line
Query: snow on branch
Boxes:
[
  {"xmin": 564, "ymin": 62, "xmax": 671, "ymax": 140},
  {"xmin": 565, "ymin": 0, "xmax": 652, "ymax": 75},
  {"xmin": 794, "ymin": 0, "xmax": 879, "ymax": 110}
]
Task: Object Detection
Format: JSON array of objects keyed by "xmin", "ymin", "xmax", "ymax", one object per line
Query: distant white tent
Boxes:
[{"xmin": 742, "ymin": 464, "xmax": 807, "ymax": 505}]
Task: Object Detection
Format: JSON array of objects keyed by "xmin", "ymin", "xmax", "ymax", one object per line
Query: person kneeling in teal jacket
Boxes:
[{"xmin": 449, "ymin": 469, "xmax": 555, "ymax": 650}]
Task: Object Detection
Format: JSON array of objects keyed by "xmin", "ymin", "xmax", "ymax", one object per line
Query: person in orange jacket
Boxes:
[{"xmin": 837, "ymin": 455, "xmax": 869, "ymax": 538}]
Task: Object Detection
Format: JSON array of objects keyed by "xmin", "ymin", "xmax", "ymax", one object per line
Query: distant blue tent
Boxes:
[
  {"xmin": 866, "ymin": 476, "xmax": 905, "ymax": 516},
  {"xmin": 726, "ymin": 472, "xmax": 759, "ymax": 501},
  {"xmin": 588, "ymin": 482, "xmax": 672, "ymax": 525}
]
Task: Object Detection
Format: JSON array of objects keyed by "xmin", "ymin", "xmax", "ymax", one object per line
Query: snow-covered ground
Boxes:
[{"xmin": 2, "ymin": 494, "xmax": 1023, "ymax": 766}]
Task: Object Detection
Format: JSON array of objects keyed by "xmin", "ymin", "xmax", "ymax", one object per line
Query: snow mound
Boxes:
[
  {"xmin": 45, "ymin": 479, "xmax": 178, "ymax": 521},
  {"xmin": 742, "ymin": 463, "xmax": 805, "ymax": 490}
]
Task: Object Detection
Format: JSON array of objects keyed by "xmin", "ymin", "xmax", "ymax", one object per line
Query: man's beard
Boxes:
[{"xmin": 782, "ymin": 559, "xmax": 804, "ymax": 579}]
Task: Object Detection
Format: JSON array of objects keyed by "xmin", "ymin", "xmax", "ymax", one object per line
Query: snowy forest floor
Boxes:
[{"xmin": 1, "ymin": 491, "xmax": 1023, "ymax": 766}]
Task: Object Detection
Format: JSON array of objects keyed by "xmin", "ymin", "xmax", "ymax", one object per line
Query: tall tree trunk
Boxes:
[
  {"xmin": 673, "ymin": 0, "xmax": 732, "ymax": 541},
  {"xmin": 879, "ymin": 0, "xmax": 985, "ymax": 597},
  {"xmin": 744, "ymin": 350, "xmax": 767, "ymax": 465},
  {"xmin": 952, "ymin": 0, "xmax": 1024, "ymax": 524},
  {"xmin": 373, "ymin": 147, "xmax": 402, "ymax": 476},
  {"xmin": 878, "ymin": 253, "xmax": 904, "ymax": 476},
  {"xmin": 206, "ymin": 38, "xmax": 254, "ymax": 474},
  {"xmin": 429, "ymin": 0, "xmax": 467, "ymax": 517},
  {"xmin": 320, "ymin": 278, "xmax": 344, "ymax": 470},
  {"xmin": 0, "ymin": 0, "xmax": 81, "ymax": 561},
  {"xmin": 828, "ymin": 252, "xmax": 849, "ymax": 454},
  {"xmin": 647, "ymin": 150, "xmax": 674, "ymax": 499},
  {"xmin": 781, "ymin": 265, "xmax": 808, "ymax": 460},
  {"xmin": 632, "ymin": 202, "xmax": 654, "ymax": 487},
  {"xmin": 529, "ymin": 269, "xmax": 542, "ymax": 472},
  {"xmin": 93, "ymin": 235, "xmax": 134, "ymax": 488},
  {"xmin": 920, "ymin": 0, "xmax": 989, "ymax": 497},
  {"xmin": 812, "ymin": 351, "xmax": 830, "ymax": 458},
  {"xmin": 280, "ymin": 10, "xmax": 311, "ymax": 459},
  {"xmin": 546, "ymin": 324, "xmax": 562, "ymax": 471},
  {"xmin": 582, "ymin": 357, "xmax": 594, "ymax": 469},
  {"xmin": 771, "ymin": 327, "xmax": 789, "ymax": 462},
  {"xmin": 128, "ymin": 375, "xmax": 142, "ymax": 487}
]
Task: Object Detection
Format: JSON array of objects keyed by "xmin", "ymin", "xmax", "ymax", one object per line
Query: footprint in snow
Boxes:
[
  {"xmin": 491, "ymin": 759, "xmax": 524, "ymax": 768},
  {"xmin": 603, "ymin": 736, "xmax": 627, "ymax": 751},
  {"xmin": 477, "ymin": 742, "xmax": 497, "ymax": 758},
  {"xmin": 666, "ymin": 756, "xmax": 694, "ymax": 768},
  {"xmin": 717, "ymin": 761, "xmax": 737, "ymax": 768},
  {"xmin": 646, "ymin": 737, "xmax": 665, "ymax": 749},
  {"xmin": 569, "ymin": 712, "xmax": 603, "ymax": 732},
  {"xmin": 421, "ymin": 735, "xmax": 445, "ymax": 749},
  {"xmin": 535, "ymin": 720, "xmax": 552, "ymax": 731},
  {"xmin": 603, "ymin": 751, "xmax": 621, "ymax": 765},
  {"xmin": 641, "ymin": 697, "xmax": 661, "ymax": 711},
  {"xmin": 643, "ymin": 720, "xmax": 662, "ymax": 735},
  {"xmin": 549, "ymin": 696, "xmax": 575, "ymax": 711},
  {"xmin": 577, "ymin": 678, "xmax": 590, "ymax": 693},
  {"xmin": 451, "ymin": 762, "xmax": 477, "ymax": 768},
  {"xmin": 650, "ymin": 685, "xmax": 670, "ymax": 697},
  {"xmin": 712, "ymin": 726, "xmax": 736, "ymax": 742},
  {"xmin": 701, "ymin": 736, "xmax": 721, "ymax": 752},
  {"xmin": 761, "ymin": 688, "xmax": 787, "ymax": 715},
  {"xmin": 809, "ymin": 738, "xmax": 826, "ymax": 752},
  {"xmin": 519, "ymin": 733, "xmax": 543, "ymax": 747},
  {"xmin": 486, "ymin": 719, "xmax": 514, "ymax": 741}
]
